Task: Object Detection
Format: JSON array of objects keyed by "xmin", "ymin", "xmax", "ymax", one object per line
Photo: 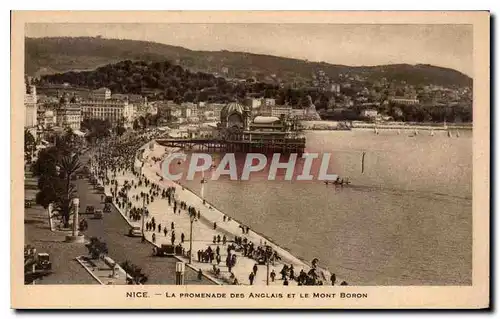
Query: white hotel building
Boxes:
[{"xmin": 80, "ymin": 88, "xmax": 135, "ymax": 124}]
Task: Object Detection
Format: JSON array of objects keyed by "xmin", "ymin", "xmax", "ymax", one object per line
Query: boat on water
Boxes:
[
  {"xmin": 326, "ymin": 177, "xmax": 351, "ymax": 186},
  {"xmin": 430, "ymin": 129, "xmax": 435, "ymax": 137},
  {"xmin": 447, "ymin": 130, "xmax": 453, "ymax": 138}
]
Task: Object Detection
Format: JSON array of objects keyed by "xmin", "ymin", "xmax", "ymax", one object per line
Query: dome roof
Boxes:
[
  {"xmin": 221, "ymin": 102, "xmax": 244, "ymax": 119},
  {"xmin": 253, "ymin": 116, "xmax": 281, "ymax": 124}
]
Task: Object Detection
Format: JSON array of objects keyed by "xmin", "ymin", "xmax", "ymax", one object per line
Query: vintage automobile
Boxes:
[
  {"xmin": 24, "ymin": 199, "xmax": 34, "ymax": 208},
  {"xmin": 153, "ymin": 244, "xmax": 176, "ymax": 257},
  {"xmin": 35, "ymin": 253, "xmax": 52, "ymax": 271},
  {"xmin": 105, "ymin": 196, "xmax": 113, "ymax": 204},
  {"xmin": 128, "ymin": 226, "xmax": 142, "ymax": 237},
  {"xmin": 85, "ymin": 205, "xmax": 95, "ymax": 214},
  {"xmin": 94, "ymin": 210, "xmax": 103, "ymax": 219},
  {"xmin": 103, "ymin": 203, "xmax": 112, "ymax": 213}
]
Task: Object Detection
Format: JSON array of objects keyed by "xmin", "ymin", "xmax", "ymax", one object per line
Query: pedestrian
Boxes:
[
  {"xmin": 213, "ymin": 222, "xmax": 217, "ymax": 230},
  {"xmin": 163, "ymin": 227, "xmax": 167, "ymax": 237},
  {"xmin": 152, "ymin": 233, "xmax": 156, "ymax": 243},
  {"xmin": 197, "ymin": 269, "xmax": 203, "ymax": 281},
  {"xmin": 253, "ymin": 263, "xmax": 258, "ymax": 275},
  {"xmin": 158, "ymin": 224, "xmax": 161, "ymax": 233},
  {"xmin": 181, "ymin": 233, "xmax": 185, "ymax": 243},
  {"xmin": 213, "ymin": 235, "xmax": 216, "ymax": 244},
  {"xmin": 270, "ymin": 270, "xmax": 276, "ymax": 282},
  {"xmin": 171, "ymin": 233, "xmax": 176, "ymax": 245},
  {"xmin": 330, "ymin": 273, "xmax": 336, "ymax": 286},
  {"xmin": 217, "ymin": 235, "xmax": 221, "ymax": 243},
  {"xmin": 249, "ymin": 272, "xmax": 255, "ymax": 285},
  {"xmin": 197, "ymin": 210, "xmax": 200, "ymax": 219},
  {"xmin": 284, "ymin": 278, "xmax": 289, "ymax": 286},
  {"xmin": 222, "ymin": 235, "xmax": 227, "ymax": 245},
  {"xmin": 223, "ymin": 215, "xmax": 226, "ymax": 222},
  {"xmin": 171, "ymin": 222, "xmax": 174, "ymax": 230}
]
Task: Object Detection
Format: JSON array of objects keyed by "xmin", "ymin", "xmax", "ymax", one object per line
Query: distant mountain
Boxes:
[{"xmin": 25, "ymin": 36, "xmax": 473, "ymax": 87}]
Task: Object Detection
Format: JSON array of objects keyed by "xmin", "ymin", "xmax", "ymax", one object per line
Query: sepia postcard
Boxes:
[{"xmin": 11, "ymin": 11, "xmax": 490, "ymax": 309}]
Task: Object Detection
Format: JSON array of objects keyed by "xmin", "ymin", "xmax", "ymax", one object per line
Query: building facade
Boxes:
[
  {"xmin": 24, "ymin": 85, "xmax": 38, "ymax": 128},
  {"xmin": 80, "ymin": 98, "xmax": 134, "ymax": 124},
  {"xmin": 90, "ymin": 87, "xmax": 112, "ymax": 100},
  {"xmin": 56, "ymin": 95, "xmax": 82, "ymax": 130}
]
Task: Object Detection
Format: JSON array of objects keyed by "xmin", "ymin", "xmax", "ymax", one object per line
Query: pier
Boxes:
[{"xmin": 156, "ymin": 138, "xmax": 306, "ymax": 154}]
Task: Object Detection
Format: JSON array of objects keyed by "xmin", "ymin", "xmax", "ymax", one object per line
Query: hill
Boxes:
[{"xmin": 25, "ymin": 37, "xmax": 472, "ymax": 87}]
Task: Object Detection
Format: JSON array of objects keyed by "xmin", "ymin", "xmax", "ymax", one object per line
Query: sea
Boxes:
[{"xmin": 168, "ymin": 129, "xmax": 472, "ymax": 285}]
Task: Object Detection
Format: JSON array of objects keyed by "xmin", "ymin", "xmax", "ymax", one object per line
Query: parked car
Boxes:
[
  {"xmin": 35, "ymin": 253, "xmax": 52, "ymax": 271},
  {"xmin": 85, "ymin": 206, "xmax": 95, "ymax": 214},
  {"xmin": 128, "ymin": 226, "xmax": 142, "ymax": 237},
  {"xmin": 94, "ymin": 210, "xmax": 103, "ymax": 219},
  {"xmin": 153, "ymin": 244, "xmax": 175, "ymax": 257},
  {"xmin": 103, "ymin": 203, "xmax": 112, "ymax": 213}
]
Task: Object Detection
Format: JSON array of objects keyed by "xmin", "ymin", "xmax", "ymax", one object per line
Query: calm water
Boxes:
[{"xmin": 171, "ymin": 129, "xmax": 472, "ymax": 285}]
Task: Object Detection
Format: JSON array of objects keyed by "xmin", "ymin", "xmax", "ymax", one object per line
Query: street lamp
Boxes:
[
  {"xmin": 72, "ymin": 198, "xmax": 80, "ymax": 237},
  {"xmin": 189, "ymin": 211, "xmax": 196, "ymax": 264},
  {"xmin": 141, "ymin": 196, "xmax": 146, "ymax": 241},
  {"xmin": 265, "ymin": 245, "xmax": 273, "ymax": 286}
]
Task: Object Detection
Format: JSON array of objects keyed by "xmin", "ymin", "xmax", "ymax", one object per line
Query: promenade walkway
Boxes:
[{"xmin": 99, "ymin": 141, "xmax": 335, "ymax": 286}]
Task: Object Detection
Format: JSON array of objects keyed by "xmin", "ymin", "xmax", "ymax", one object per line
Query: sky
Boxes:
[{"xmin": 25, "ymin": 23, "xmax": 473, "ymax": 77}]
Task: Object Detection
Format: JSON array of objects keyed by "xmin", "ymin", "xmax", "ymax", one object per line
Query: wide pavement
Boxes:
[{"xmin": 77, "ymin": 153, "xmax": 214, "ymax": 285}]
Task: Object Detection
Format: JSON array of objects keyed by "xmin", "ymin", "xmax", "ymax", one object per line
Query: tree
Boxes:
[
  {"xmin": 120, "ymin": 260, "xmax": 148, "ymax": 285},
  {"xmin": 86, "ymin": 237, "xmax": 109, "ymax": 260},
  {"xmin": 34, "ymin": 150, "xmax": 81, "ymax": 228},
  {"xmin": 24, "ymin": 130, "xmax": 36, "ymax": 161},
  {"xmin": 132, "ymin": 119, "xmax": 140, "ymax": 130}
]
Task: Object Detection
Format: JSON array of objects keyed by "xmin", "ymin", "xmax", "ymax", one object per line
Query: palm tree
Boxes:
[
  {"xmin": 57, "ymin": 154, "xmax": 81, "ymax": 227},
  {"xmin": 120, "ymin": 260, "xmax": 148, "ymax": 284},
  {"xmin": 24, "ymin": 130, "xmax": 36, "ymax": 162}
]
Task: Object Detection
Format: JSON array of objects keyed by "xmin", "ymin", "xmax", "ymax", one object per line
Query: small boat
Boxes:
[
  {"xmin": 456, "ymin": 130, "xmax": 460, "ymax": 138},
  {"xmin": 447, "ymin": 130, "xmax": 452, "ymax": 138},
  {"xmin": 430, "ymin": 129, "xmax": 435, "ymax": 136},
  {"xmin": 414, "ymin": 129, "xmax": 419, "ymax": 136},
  {"xmin": 397, "ymin": 129, "xmax": 401, "ymax": 135},
  {"xmin": 374, "ymin": 127, "xmax": 379, "ymax": 135}
]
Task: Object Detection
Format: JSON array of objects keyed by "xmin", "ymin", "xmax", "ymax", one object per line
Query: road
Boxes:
[
  {"xmin": 76, "ymin": 154, "xmax": 214, "ymax": 285},
  {"xmin": 24, "ymin": 155, "xmax": 213, "ymax": 285},
  {"xmin": 24, "ymin": 169, "xmax": 96, "ymax": 285}
]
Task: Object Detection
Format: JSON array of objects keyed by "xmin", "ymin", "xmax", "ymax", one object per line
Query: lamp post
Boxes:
[
  {"xmin": 72, "ymin": 198, "xmax": 80, "ymax": 237},
  {"xmin": 265, "ymin": 245, "xmax": 273, "ymax": 286},
  {"xmin": 141, "ymin": 196, "xmax": 146, "ymax": 239},
  {"xmin": 189, "ymin": 211, "xmax": 196, "ymax": 264}
]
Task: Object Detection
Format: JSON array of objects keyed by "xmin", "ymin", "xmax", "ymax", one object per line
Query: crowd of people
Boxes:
[{"xmin": 87, "ymin": 130, "xmax": 347, "ymax": 286}]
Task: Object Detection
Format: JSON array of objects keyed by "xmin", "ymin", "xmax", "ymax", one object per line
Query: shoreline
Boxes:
[{"xmin": 140, "ymin": 140, "xmax": 338, "ymax": 285}]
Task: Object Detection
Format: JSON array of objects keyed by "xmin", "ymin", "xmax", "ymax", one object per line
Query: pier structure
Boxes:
[{"xmin": 158, "ymin": 102, "xmax": 306, "ymax": 154}]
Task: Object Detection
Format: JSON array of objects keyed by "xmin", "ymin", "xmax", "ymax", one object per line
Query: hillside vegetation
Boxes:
[{"xmin": 26, "ymin": 37, "xmax": 472, "ymax": 87}]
